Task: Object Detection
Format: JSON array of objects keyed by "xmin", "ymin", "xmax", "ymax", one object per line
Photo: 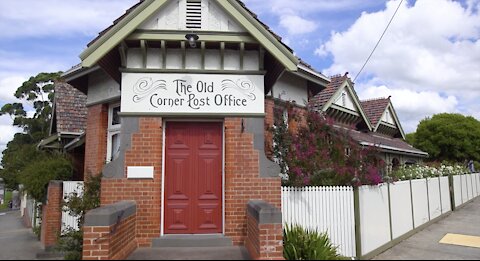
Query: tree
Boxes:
[
  {"xmin": 406, "ymin": 132, "xmax": 416, "ymax": 146},
  {"xmin": 413, "ymin": 113, "xmax": 480, "ymax": 163},
  {"xmin": 0, "ymin": 72, "xmax": 71, "ymax": 192}
]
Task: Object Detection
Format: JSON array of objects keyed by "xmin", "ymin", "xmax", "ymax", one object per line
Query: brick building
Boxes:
[{"xmin": 62, "ymin": 0, "xmax": 329, "ymax": 259}]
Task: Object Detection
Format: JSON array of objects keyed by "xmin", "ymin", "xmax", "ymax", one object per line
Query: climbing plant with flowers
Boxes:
[{"xmin": 271, "ymin": 104, "xmax": 384, "ymax": 187}]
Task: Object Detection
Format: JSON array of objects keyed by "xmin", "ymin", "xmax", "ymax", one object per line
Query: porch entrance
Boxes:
[{"xmin": 164, "ymin": 122, "xmax": 223, "ymax": 234}]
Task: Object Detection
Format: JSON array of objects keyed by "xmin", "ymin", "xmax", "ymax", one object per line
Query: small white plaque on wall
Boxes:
[{"xmin": 127, "ymin": 166, "xmax": 154, "ymax": 179}]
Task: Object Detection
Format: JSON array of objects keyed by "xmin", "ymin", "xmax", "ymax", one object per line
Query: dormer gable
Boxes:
[
  {"xmin": 361, "ymin": 97, "xmax": 406, "ymax": 139},
  {"xmin": 309, "ymin": 73, "xmax": 372, "ymax": 131}
]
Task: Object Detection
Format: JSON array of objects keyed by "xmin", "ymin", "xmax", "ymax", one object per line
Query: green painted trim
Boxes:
[
  {"xmin": 259, "ymin": 47, "xmax": 265, "ymax": 71},
  {"xmin": 220, "ymin": 42, "xmax": 225, "ymax": 70},
  {"xmin": 141, "ymin": 40, "xmax": 147, "ymax": 69},
  {"xmin": 361, "ymin": 212, "xmax": 452, "ymax": 260},
  {"xmin": 426, "ymin": 178, "xmax": 431, "ymax": 221},
  {"xmin": 449, "ymin": 174, "xmax": 456, "ymax": 211},
  {"xmin": 119, "ymin": 42, "xmax": 127, "ymax": 67},
  {"xmin": 387, "ymin": 183, "xmax": 394, "ymax": 241},
  {"xmin": 240, "ymin": 42, "xmax": 245, "ymax": 70},
  {"xmin": 216, "ymin": 0, "xmax": 298, "ymax": 71},
  {"xmin": 118, "ymin": 112, "xmax": 266, "ymax": 118},
  {"xmin": 354, "ymin": 187, "xmax": 362, "ymax": 259},
  {"xmin": 181, "ymin": 41, "xmax": 186, "ymax": 69},
  {"xmin": 330, "ymin": 104, "xmax": 360, "ymax": 116},
  {"xmin": 81, "ymin": 0, "xmax": 168, "ymax": 67},
  {"xmin": 379, "ymin": 121, "xmax": 397, "ymax": 129},
  {"xmin": 161, "ymin": 40, "xmax": 166, "ymax": 69},
  {"xmin": 322, "ymin": 81, "xmax": 373, "ymax": 131},
  {"xmin": 119, "ymin": 68, "xmax": 266, "ymax": 75},
  {"xmin": 375, "ymin": 103, "xmax": 407, "ymax": 140},
  {"xmin": 410, "ymin": 179, "xmax": 416, "ymax": 228},
  {"xmin": 201, "ymin": 41, "xmax": 206, "ymax": 70},
  {"xmin": 438, "ymin": 176, "xmax": 443, "ymax": 214},
  {"xmin": 128, "ymin": 31, "xmax": 258, "ymax": 43}
]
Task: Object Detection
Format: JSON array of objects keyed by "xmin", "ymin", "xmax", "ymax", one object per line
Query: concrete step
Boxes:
[
  {"xmin": 152, "ymin": 235, "xmax": 233, "ymax": 248},
  {"xmin": 127, "ymin": 246, "xmax": 250, "ymax": 260}
]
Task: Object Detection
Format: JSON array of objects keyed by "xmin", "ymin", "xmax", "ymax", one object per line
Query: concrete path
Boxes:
[
  {"xmin": 373, "ymin": 198, "xmax": 480, "ymax": 260},
  {"xmin": 0, "ymin": 210, "xmax": 44, "ymax": 260},
  {"xmin": 127, "ymin": 246, "xmax": 250, "ymax": 260}
]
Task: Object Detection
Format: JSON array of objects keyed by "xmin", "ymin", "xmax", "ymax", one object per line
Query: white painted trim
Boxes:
[
  {"xmin": 106, "ymin": 102, "xmax": 122, "ymax": 163},
  {"xmin": 161, "ymin": 119, "xmax": 225, "ymax": 236},
  {"xmin": 360, "ymin": 141, "xmax": 429, "ymax": 156}
]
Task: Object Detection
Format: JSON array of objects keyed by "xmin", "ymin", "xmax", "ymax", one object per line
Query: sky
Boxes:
[{"xmin": 0, "ymin": 0, "xmax": 479, "ymax": 155}]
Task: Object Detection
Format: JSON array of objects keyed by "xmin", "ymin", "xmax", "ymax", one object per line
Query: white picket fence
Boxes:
[
  {"xmin": 282, "ymin": 186, "xmax": 356, "ymax": 257},
  {"xmin": 61, "ymin": 181, "xmax": 84, "ymax": 234},
  {"xmin": 282, "ymin": 173, "xmax": 480, "ymax": 258}
]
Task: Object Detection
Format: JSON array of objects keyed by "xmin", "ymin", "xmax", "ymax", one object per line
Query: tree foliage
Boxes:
[
  {"xmin": 0, "ymin": 72, "xmax": 65, "ymax": 191},
  {"xmin": 413, "ymin": 113, "xmax": 480, "ymax": 162}
]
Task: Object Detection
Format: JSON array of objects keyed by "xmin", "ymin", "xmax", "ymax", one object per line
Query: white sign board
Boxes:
[{"xmin": 121, "ymin": 73, "xmax": 265, "ymax": 115}]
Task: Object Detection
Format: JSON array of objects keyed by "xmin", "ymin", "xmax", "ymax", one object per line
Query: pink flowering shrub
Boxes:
[{"xmin": 272, "ymin": 108, "xmax": 384, "ymax": 187}]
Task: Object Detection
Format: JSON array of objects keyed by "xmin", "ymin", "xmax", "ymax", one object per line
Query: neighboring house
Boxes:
[
  {"xmin": 38, "ymin": 81, "xmax": 87, "ymax": 181},
  {"xmin": 60, "ymin": 0, "xmax": 329, "ymax": 256},
  {"xmin": 309, "ymin": 73, "xmax": 428, "ymax": 174}
]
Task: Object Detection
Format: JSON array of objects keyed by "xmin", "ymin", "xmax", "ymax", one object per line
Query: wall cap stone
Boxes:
[
  {"xmin": 247, "ymin": 200, "xmax": 282, "ymax": 224},
  {"xmin": 84, "ymin": 201, "xmax": 136, "ymax": 227}
]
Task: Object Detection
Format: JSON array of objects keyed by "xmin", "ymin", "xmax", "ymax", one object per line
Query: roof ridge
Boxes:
[{"xmin": 361, "ymin": 96, "xmax": 391, "ymax": 103}]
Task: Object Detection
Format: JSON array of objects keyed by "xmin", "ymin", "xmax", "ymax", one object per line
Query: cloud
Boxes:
[
  {"xmin": 318, "ymin": 0, "xmax": 480, "ymax": 131},
  {"xmin": 0, "ymin": 0, "xmax": 138, "ymax": 38},
  {"xmin": 279, "ymin": 15, "xmax": 318, "ymax": 35},
  {"xmin": 0, "ymin": 115, "xmax": 22, "ymax": 151},
  {"xmin": 358, "ymin": 85, "xmax": 458, "ymax": 132}
]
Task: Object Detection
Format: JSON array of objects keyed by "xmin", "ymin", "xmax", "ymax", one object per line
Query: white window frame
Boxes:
[
  {"xmin": 106, "ymin": 103, "xmax": 121, "ymax": 163},
  {"xmin": 341, "ymin": 91, "xmax": 347, "ymax": 107}
]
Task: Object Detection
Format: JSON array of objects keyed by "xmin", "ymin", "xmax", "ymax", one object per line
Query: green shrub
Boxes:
[
  {"xmin": 284, "ymin": 224, "xmax": 342, "ymax": 260},
  {"xmin": 56, "ymin": 174, "xmax": 101, "ymax": 260}
]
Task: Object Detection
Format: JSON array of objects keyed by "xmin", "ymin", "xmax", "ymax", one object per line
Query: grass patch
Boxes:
[{"xmin": 0, "ymin": 191, "xmax": 13, "ymax": 210}]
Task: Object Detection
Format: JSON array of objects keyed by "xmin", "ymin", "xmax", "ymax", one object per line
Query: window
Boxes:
[
  {"xmin": 341, "ymin": 91, "xmax": 347, "ymax": 107},
  {"xmin": 107, "ymin": 103, "xmax": 121, "ymax": 163},
  {"xmin": 345, "ymin": 147, "xmax": 352, "ymax": 157}
]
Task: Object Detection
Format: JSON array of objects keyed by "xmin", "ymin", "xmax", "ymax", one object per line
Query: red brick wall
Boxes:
[
  {"xmin": 84, "ymin": 104, "xmax": 108, "ymax": 178},
  {"xmin": 40, "ymin": 181, "xmax": 63, "ymax": 249},
  {"xmin": 101, "ymin": 117, "xmax": 163, "ymax": 247},
  {"xmin": 83, "ymin": 214, "xmax": 137, "ymax": 260},
  {"xmin": 96, "ymin": 114, "xmax": 282, "ymax": 247},
  {"xmin": 246, "ymin": 215, "xmax": 284, "ymax": 260},
  {"xmin": 224, "ymin": 117, "xmax": 282, "ymax": 245}
]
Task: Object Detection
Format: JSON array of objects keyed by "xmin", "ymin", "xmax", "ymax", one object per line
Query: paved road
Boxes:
[
  {"xmin": 0, "ymin": 210, "xmax": 44, "ymax": 260},
  {"xmin": 374, "ymin": 198, "xmax": 480, "ymax": 260}
]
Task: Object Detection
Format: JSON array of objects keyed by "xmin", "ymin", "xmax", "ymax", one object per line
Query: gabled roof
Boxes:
[
  {"xmin": 344, "ymin": 127, "xmax": 428, "ymax": 157},
  {"xmin": 309, "ymin": 73, "xmax": 373, "ymax": 130},
  {"xmin": 51, "ymin": 82, "xmax": 87, "ymax": 134},
  {"xmin": 80, "ymin": 0, "xmax": 299, "ymax": 71},
  {"xmin": 361, "ymin": 97, "xmax": 406, "ymax": 139},
  {"xmin": 361, "ymin": 97, "xmax": 391, "ymax": 127},
  {"xmin": 309, "ymin": 74, "xmax": 348, "ymax": 110}
]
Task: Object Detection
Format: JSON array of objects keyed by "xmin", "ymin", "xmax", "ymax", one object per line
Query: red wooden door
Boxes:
[{"xmin": 165, "ymin": 122, "xmax": 223, "ymax": 234}]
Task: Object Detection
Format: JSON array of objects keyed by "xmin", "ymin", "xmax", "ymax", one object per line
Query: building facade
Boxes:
[{"xmin": 63, "ymin": 0, "xmax": 329, "ymax": 255}]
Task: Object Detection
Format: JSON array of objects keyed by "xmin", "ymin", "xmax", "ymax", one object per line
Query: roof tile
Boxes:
[
  {"xmin": 360, "ymin": 97, "xmax": 390, "ymax": 127},
  {"xmin": 54, "ymin": 82, "xmax": 87, "ymax": 133}
]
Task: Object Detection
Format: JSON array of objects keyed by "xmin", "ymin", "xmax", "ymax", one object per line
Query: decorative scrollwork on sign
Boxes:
[
  {"xmin": 132, "ymin": 78, "xmax": 167, "ymax": 103},
  {"xmin": 221, "ymin": 79, "xmax": 257, "ymax": 101}
]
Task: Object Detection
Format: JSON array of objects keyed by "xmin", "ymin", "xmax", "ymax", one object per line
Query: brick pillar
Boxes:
[
  {"xmin": 83, "ymin": 201, "xmax": 137, "ymax": 260},
  {"xmin": 84, "ymin": 104, "xmax": 108, "ymax": 179},
  {"xmin": 246, "ymin": 201, "xmax": 284, "ymax": 260},
  {"xmin": 40, "ymin": 181, "xmax": 63, "ymax": 249}
]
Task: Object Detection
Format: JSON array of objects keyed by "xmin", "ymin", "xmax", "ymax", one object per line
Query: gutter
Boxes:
[{"xmin": 359, "ymin": 141, "xmax": 429, "ymax": 157}]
